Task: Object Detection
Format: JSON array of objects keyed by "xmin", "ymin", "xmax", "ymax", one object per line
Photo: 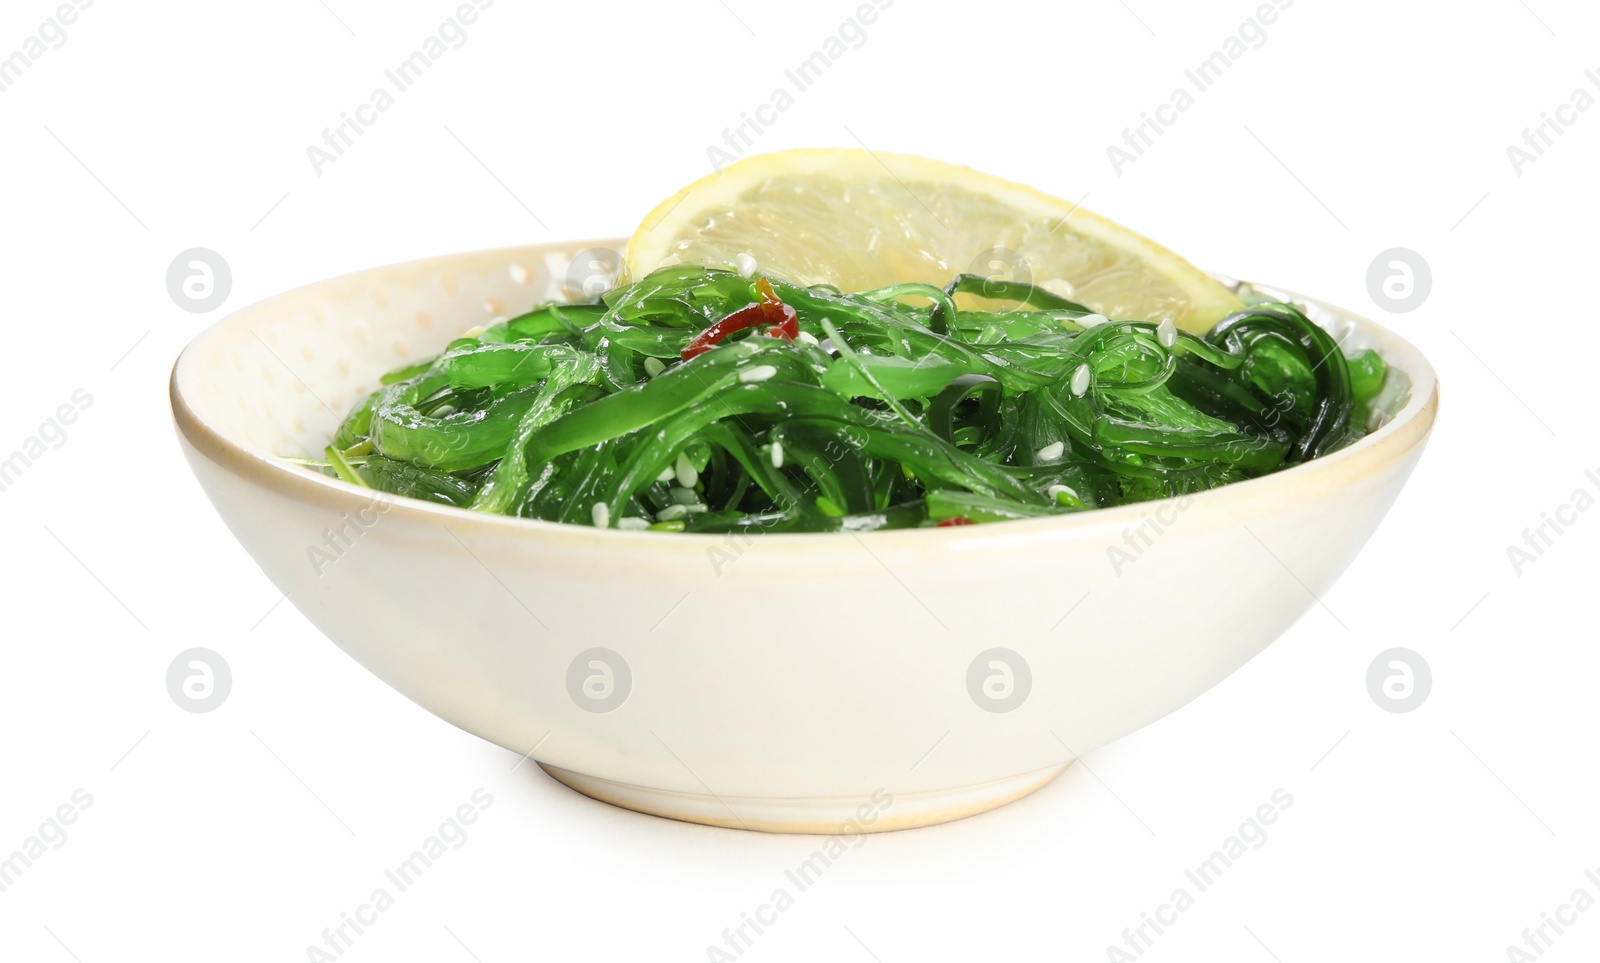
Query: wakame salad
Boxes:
[{"xmin": 311, "ymin": 264, "xmax": 1390, "ymax": 533}]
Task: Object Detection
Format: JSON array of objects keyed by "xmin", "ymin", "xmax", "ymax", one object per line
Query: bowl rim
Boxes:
[{"xmin": 171, "ymin": 240, "xmax": 1440, "ymax": 553}]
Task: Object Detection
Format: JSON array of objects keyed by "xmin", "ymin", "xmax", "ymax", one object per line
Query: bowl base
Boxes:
[{"xmin": 537, "ymin": 761, "xmax": 1071, "ymax": 833}]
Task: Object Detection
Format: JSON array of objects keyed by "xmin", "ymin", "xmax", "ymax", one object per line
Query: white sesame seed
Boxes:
[
  {"xmin": 1070, "ymin": 364, "xmax": 1092, "ymax": 397},
  {"xmin": 675, "ymin": 451, "xmax": 698, "ymax": 488},
  {"xmin": 1078, "ymin": 313, "xmax": 1108, "ymax": 327},
  {"xmin": 1047, "ymin": 483, "xmax": 1079, "ymax": 504},
  {"xmin": 1156, "ymin": 319, "xmax": 1177, "ymax": 348},
  {"xmin": 657, "ymin": 503, "xmax": 709, "ymax": 521},
  {"xmin": 770, "ymin": 441, "xmax": 784, "ymax": 469},
  {"xmin": 670, "ymin": 486, "xmax": 701, "ymax": 506},
  {"xmin": 735, "ymin": 252, "xmax": 758, "ymax": 277},
  {"xmin": 462, "ymin": 324, "xmax": 485, "ymax": 338},
  {"xmin": 508, "ymin": 263, "xmax": 530, "ymax": 285},
  {"xmin": 656, "ymin": 467, "xmax": 676, "ymax": 483},
  {"xmin": 1036, "ymin": 441, "xmax": 1065, "ymax": 463},
  {"xmin": 739, "ymin": 364, "xmax": 778, "ymax": 384},
  {"xmin": 643, "ymin": 357, "xmax": 666, "ymax": 378},
  {"xmin": 591, "ymin": 502, "xmax": 610, "ymax": 528},
  {"xmin": 795, "ymin": 331, "xmax": 819, "ymax": 346},
  {"xmin": 617, "ymin": 517, "xmax": 650, "ymax": 531}
]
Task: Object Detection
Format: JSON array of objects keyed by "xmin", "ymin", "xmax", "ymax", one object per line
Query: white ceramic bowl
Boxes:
[{"xmin": 171, "ymin": 240, "xmax": 1438, "ymax": 833}]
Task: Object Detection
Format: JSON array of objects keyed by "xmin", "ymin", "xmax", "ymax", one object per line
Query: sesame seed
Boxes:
[
  {"xmin": 591, "ymin": 502, "xmax": 610, "ymax": 528},
  {"xmin": 657, "ymin": 503, "xmax": 708, "ymax": 521},
  {"xmin": 643, "ymin": 357, "xmax": 666, "ymax": 378},
  {"xmin": 675, "ymin": 451, "xmax": 698, "ymax": 488},
  {"xmin": 508, "ymin": 263, "xmax": 530, "ymax": 285},
  {"xmin": 462, "ymin": 324, "xmax": 485, "ymax": 339},
  {"xmin": 771, "ymin": 441, "xmax": 784, "ymax": 469},
  {"xmin": 1156, "ymin": 319, "xmax": 1177, "ymax": 348},
  {"xmin": 670, "ymin": 486, "xmax": 701, "ymax": 506},
  {"xmin": 795, "ymin": 331, "xmax": 819, "ymax": 346},
  {"xmin": 1078, "ymin": 313, "xmax": 1108, "ymax": 327},
  {"xmin": 656, "ymin": 467, "xmax": 676, "ymax": 483},
  {"xmin": 735, "ymin": 252, "xmax": 758, "ymax": 277},
  {"xmin": 739, "ymin": 364, "xmax": 778, "ymax": 384},
  {"xmin": 1070, "ymin": 364, "xmax": 1092, "ymax": 396},
  {"xmin": 1036, "ymin": 441, "xmax": 1065, "ymax": 463},
  {"xmin": 1048, "ymin": 483, "xmax": 1079, "ymax": 504},
  {"xmin": 617, "ymin": 517, "xmax": 650, "ymax": 531}
]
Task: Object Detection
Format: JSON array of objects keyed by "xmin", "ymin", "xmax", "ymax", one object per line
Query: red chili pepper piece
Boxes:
[
  {"xmin": 757, "ymin": 278, "xmax": 799, "ymax": 342},
  {"xmin": 681, "ymin": 278, "xmax": 798, "ymax": 360},
  {"xmin": 937, "ymin": 516, "xmax": 975, "ymax": 527}
]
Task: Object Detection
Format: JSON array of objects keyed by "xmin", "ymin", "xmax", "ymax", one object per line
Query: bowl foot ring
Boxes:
[{"xmin": 537, "ymin": 760, "xmax": 1071, "ymax": 833}]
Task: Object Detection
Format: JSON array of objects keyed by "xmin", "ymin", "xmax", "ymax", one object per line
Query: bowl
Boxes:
[{"xmin": 170, "ymin": 240, "xmax": 1438, "ymax": 833}]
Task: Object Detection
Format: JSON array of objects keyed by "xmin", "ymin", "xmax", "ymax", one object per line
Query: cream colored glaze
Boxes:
[{"xmin": 171, "ymin": 240, "xmax": 1438, "ymax": 832}]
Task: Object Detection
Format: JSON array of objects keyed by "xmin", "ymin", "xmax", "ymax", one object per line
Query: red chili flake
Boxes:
[
  {"xmin": 937, "ymin": 516, "xmax": 975, "ymax": 527},
  {"xmin": 756, "ymin": 278, "xmax": 799, "ymax": 341},
  {"xmin": 681, "ymin": 277, "xmax": 798, "ymax": 360}
]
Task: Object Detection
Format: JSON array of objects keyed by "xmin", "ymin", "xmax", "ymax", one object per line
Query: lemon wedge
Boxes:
[{"xmin": 624, "ymin": 148, "xmax": 1242, "ymax": 333}]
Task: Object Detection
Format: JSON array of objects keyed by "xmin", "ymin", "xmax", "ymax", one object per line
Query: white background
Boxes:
[{"xmin": 2, "ymin": 0, "xmax": 1596, "ymax": 960}]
